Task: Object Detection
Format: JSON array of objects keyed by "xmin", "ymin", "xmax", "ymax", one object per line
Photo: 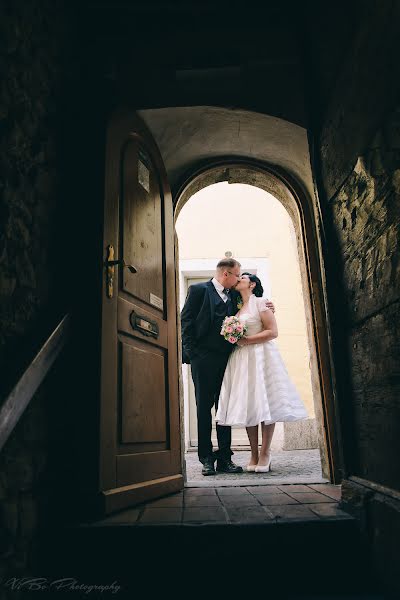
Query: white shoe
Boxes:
[
  {"xmin": 255, "ymin": 456, "xmax": 272, "ymax": 473},
  {"xmin": 246, "ymin": 464, "xmax": 257, "ymax": 472}
]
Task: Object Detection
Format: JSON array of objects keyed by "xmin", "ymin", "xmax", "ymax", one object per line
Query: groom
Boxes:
[
  {"xmin": 181, "ymin": 258, "xmax": 274, "ymax": 476},
  {"xmin": 181, "ymin": 258, "xmax": 242, "ymax": 475}
]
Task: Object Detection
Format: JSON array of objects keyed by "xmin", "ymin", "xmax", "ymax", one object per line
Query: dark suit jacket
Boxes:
[{"xmin": 180, "ymin": 280, "xmax": 240, "ymax": 364}]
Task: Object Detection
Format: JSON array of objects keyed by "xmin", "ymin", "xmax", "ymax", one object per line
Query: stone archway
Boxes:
[
  {"xmin": 138, "ymin": 106, "xmax": 344, "ymax": 484},
  {"xmin": 174, "ymin": 161, "xmax": 342, "ymax": 483}
]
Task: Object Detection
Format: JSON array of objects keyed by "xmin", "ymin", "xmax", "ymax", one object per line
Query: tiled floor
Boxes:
[{"xmin": 93, "ymin": 483, "xmax": 351, "ymax": 526}]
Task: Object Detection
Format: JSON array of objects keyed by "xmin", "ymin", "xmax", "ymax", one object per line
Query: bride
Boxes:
[{"xmin": 215, "ymin": 273, "xmax": 309, "ymax": 473}]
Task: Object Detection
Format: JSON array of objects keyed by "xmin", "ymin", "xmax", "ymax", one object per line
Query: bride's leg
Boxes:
[
  {"xmin": 258, "ymin": 423, "xmax": 275, "ymax": 466},
  {"xmin": 246, "ymin": 425, "xmax": 259, "ymax": 466}
]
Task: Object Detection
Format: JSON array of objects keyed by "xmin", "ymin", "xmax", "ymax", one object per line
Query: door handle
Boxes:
[
  {"xmin": 104, "ymin": 245, "xmax": 137, "ymax": 298},
  {"xmin": 104, "ymin": 258, "xmax": 138, "ymax": 274}
]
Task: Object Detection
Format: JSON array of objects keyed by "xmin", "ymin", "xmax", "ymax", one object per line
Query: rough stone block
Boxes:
[
  {"xmin": 283, "ymin": 418, "xmax": 319, "ymax": 450},
  {"xmin": 340, "ymin": 479, "xmax": 374, "ymax": 508}
]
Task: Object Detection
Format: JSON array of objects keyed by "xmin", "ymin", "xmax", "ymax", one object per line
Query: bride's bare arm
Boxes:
[{"xmin": 237, "ymin": 310, "xmax": 278, "ymax": 346}]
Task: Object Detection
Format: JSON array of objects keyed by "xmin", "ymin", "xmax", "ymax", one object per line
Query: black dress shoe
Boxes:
[
  {"xmin": 201, "ymin": 457, "xmax": 216, "ymax": 476},
  {"xmin": 216, "ymin": 459, "xmax": 243, "ymax": 473}
]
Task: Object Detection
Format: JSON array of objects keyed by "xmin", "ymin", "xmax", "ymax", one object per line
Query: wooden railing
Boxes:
[{"xmin": 0, "ymin": 313, "xmax": 71, "ymax": 452}]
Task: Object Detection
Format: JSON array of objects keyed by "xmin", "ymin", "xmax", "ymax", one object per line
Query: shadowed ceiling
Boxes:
[{"xmin": 139, "ymin": 106, "xmax": 313, "ymax": 197}]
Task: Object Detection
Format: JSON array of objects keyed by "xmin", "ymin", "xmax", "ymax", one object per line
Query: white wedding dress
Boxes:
[{"xmin": 216, "ymin": 294, "xmax": 309, "ymax": 427}]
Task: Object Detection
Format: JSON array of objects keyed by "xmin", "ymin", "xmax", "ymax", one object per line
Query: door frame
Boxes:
[{"xmin": 173, "ymin": 159, "xmax": 345, "ymax": 485}]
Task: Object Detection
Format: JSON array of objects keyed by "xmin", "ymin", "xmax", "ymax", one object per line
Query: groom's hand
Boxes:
[{"xmin": 266, "ymin": 299, "xmax": 275, "ymax": 313}]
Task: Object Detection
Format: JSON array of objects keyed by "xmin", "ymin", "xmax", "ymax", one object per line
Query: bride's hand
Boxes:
[
  {"xmin": 266, "ymin": 299, "xmax": 275, "ymax": 313},
  {"xmin": 237, "ymin": 337, "xmax": 248, "ymax": 347}
]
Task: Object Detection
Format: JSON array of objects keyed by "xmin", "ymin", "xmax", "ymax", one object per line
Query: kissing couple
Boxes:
[{"xmin": 181, "ymin": 258, "xmax": 308, "ymax": 476}]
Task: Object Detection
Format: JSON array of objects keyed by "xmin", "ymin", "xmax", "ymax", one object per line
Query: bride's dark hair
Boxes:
[{"xmin": 241, "ymin": 272, "xmax": 264, "ymax": 297}]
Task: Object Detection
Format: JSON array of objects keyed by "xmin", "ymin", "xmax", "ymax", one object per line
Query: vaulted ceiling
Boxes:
[{"xmin": 139, "ymin": 106, "xmax": 313, "ymax": 196}]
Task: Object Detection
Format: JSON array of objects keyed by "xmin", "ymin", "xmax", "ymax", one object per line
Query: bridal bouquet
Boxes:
[{"xmin": 220, "ymin": 315, "xmax": 247, "ymax": 344}]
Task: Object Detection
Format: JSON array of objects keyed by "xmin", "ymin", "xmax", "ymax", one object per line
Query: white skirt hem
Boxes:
[
  {"xmin": 216, "ymin": 339, "xmax": 309, "ymax": 428},
  {"xmin": 216, "ymin": 414, "xmax": 309, "ymax": 427}
]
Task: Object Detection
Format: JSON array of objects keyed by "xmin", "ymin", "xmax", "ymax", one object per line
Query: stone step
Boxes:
[{"xmin": 32, "ymin": 518, "xmax": 384, "ymax": 598}]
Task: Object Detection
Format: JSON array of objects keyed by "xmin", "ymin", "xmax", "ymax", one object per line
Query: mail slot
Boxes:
[{"xmin": 129, "ymin": 311, "xmax": 159, "ymax": 339}]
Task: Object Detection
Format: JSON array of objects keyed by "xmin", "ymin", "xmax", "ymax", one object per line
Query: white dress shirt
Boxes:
[{"xmin": 211, "ymin": 277, "xmax": 229, "ymax": 302}]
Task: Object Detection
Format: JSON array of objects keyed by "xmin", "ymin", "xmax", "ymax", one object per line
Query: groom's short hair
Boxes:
[{"xmin": 216, "ymin": 258, "xmax": 241, "ymax": 271}]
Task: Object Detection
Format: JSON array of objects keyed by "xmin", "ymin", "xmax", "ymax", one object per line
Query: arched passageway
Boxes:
[
  {"xmin": 137, "ymin": 106, "xmax": 344, "ymax": 484},
  {"xmin": 174, "ymin": 164, "xmax": 341, "ymax": 483}
]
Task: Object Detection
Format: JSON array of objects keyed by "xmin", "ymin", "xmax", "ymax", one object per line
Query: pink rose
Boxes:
[
  {"xmin": 236, "ymin": 325, "xmax": 243, "ymax": 331},
  {"xmin": 226, "ymin": 326, "xmax": 233, "ymax": 333},
  {"xmin": 228, "ymin": 336, "xmax": 236, "ymax": 344}
]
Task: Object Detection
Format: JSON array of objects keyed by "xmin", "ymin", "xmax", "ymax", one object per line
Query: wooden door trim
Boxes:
[{"xmin": 101, "ymin": 474, "xmax": 183, "ymax": 514}]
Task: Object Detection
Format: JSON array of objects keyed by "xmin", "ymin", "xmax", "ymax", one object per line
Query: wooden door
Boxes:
[
  {"xmin": 185, "ymin": 277, "xmax": 249, "ymax": 448},
  {"xmin": 99, "ymin": 109, "xmax": 182, "ymax": 515}
]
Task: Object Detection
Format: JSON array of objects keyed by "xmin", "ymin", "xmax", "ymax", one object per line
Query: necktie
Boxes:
[{"xmin": 223, "ymin": 288, "xmax": 230, "ymax": 296}]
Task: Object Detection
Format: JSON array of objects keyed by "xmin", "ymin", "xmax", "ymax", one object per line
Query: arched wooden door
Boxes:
[{"xmin": 99, "ymin": 109, "xmax": 182, "ymax": 515}]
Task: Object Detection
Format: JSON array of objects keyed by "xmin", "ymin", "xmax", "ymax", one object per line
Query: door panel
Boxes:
[
  {"xmin": 121, "ymin": 140, "xmax": 164, "ymax": 306},
  {"xmin": 99, "ymin": 109, "xmax": 182, "ymax": 515},
  {"xmin": 120, "ymin": 340, "xmax": 167, "ymax": 445}
]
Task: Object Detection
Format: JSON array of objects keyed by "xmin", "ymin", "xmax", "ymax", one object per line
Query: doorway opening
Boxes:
[
  {"xmin": 174, "ymin": 164, "xmax": 339, "ymax": 487},
  {"xmin": 96, "ymin": 107, "xmax": 343, "ymax": 515}
]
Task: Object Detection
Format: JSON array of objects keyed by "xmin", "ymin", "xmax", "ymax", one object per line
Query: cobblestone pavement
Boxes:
[{"xmin": 185, "ymin": 448, "xmax": 327, "ymax": 486}]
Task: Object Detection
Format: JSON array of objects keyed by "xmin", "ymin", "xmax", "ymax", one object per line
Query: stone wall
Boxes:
[
  {"xmin": 311, "ymin": 4, "xmax": 400, "ymax": 587},
  {"xmin": 340, "ymin": 477, "xmax": 400, "ymax": 595},
  {"xmin": 330, "ymin": 117, "xmax": 400, "ymax": 488},
  {"xmin": 309, "ymin": 1, "xmax": 400, "ymax": 480},
  {"xmin": 0, "ymin": 0, "xmax": 73, "ymax": 392},
  {"xmin": 0, "ymin": 0, "xmax": 74, "ymax": 587}
]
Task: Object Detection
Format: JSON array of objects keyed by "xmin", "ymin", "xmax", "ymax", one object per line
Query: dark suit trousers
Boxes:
[{"xmin": 190, "ymin": 350, "xmax": 233, "ymax": 462}]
